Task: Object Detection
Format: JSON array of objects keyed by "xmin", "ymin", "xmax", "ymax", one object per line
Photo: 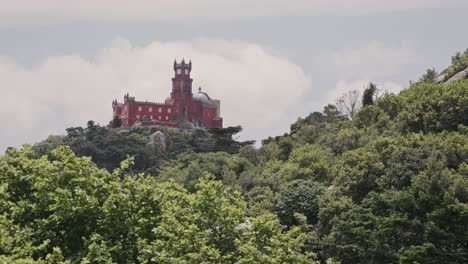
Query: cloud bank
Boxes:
[
  {"xmin": 317, "ymin": 41, "xmax": 424, "ymax": 80},
  {"xmin": 1, "ymin": 0, "xmax": 466, "ymax": 25},
  {"xmin": 328, "ymin": 41, "xmax": 419, "ymax": 68},
  {"xmin": 0, "ymin": 38, "xmax": 311, "ymax": 151}
]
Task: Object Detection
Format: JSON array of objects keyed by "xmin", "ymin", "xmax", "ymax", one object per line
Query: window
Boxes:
[
  {"xmin": 168, "ymin": 108, "xmax": 172, "ymax": 113},
  {"xmin": 150, "ymin": 116, "xmax": 153, "ymax": 120},
  {"xmin": 149, "ymin": 107, "xmax": 152, "ymax": 112},
  {"xmin": 177, "ymin": 69, "xmax": 181, "ymax": 74},
  {"xmin": 165, "ymin": 116, "xmax": 169, "ymax": 120},
  {"xmin": 158, "ymin": 107, "xmax": 162, "ymax": 113},
  {"xmin": 138, "ymin": 106, "xmax": 142, "ymax": 111},
  {"xmin": 184, "ymin": 69, "xmax": 189, "ymax": 75},
  {"xmin": 158, "ymin": 116, "xmax": 161, "ymax": 120},
  {"xmin": 136, "ymin": 115, "xmax": 140, "ymax": 119}
]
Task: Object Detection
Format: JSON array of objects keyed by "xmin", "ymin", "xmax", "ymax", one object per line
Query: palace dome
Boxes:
[{"xmin": 193, "ymin": 90, "xmax": 217, "ymax": 107}]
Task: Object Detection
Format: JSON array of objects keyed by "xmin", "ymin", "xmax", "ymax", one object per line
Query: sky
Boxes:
[{"xmin": 1, "ymin": 0, "xmax": 467, "ymax": 152}]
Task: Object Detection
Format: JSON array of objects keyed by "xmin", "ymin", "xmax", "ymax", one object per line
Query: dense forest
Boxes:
[{"xmin": 1, "ymin": 54, "xmax": 467, "ymax": 263}]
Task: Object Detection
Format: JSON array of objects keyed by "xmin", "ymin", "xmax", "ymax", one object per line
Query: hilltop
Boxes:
[
  {"xmin": 1, "ymin": 51, "xmax": 467, "ymax": 263},
  {"xmin": 421, "ymin": 48, "xmax": 468, "ymax": 84}
]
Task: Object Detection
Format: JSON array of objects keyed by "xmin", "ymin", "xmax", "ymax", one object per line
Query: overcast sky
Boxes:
[{"xmin": 1, "ymin": 1, "xmax": 467, "ymax": 151}]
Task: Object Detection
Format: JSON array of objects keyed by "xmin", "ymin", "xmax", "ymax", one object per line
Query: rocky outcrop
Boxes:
[
  {"xmin": 433, "ymin": 73, "xmax": 446, "ymax": 83},
  {"xmin": 444, "ymin": 67, "xmax": 468, "ymax": 85},
  {"xmin": 147, "ymin": 131, "xmax": 166, "ymax": 152}
]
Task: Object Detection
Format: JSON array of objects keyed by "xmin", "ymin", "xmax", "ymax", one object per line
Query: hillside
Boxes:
[
  {"xmin": 1, "ymin": 53, "xmax": 467, "ymax": 263},
  {"xmin": 438, "ymin": 48, "xmax": 468, "ymax": 83},
  {"xmin": 427, "ymin": 48, "xmax": 468, "ymax": 84}
]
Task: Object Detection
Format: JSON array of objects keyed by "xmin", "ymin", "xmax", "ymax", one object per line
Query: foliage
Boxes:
[
  {"xmin": 6, "ymin": 56, "xmax": 468, "ymax": 262},
  {"xmin": 418, "ymin": 68, "xmax": 438, "ymax": 83},
  {"xmin": 275, "ymin": 179, "xmax": 326, "ymax": 226},
  {"xmin": 362, "ymin": 82, "xmax": 378, "ymax": 106},
  {"xmin": 112, "ymin": 116, "xmax": 122, "ymax": 128},
  {"xmin": 208, "ymin": 125, "xmax": 255, "ymax": 154},
  {"xmin": 397, "ymin": 80, "xmax": 468, "ymax": 133},
  {"xmin": 33, "ymin": 125, "xmax": 252, "ymax": 174},
  {"xmin": 0, "ymin": 148, "xmax": 315, "ymax": 263},
  {"xmin": 153, "ymin": 77, "xmax": 468, "ymax": 262}
]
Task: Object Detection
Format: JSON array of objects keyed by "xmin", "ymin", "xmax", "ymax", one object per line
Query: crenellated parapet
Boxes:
[
  {"xmin": 132, "ymin": 100, "xmax": 172, "ymax": 106},
  {"xmin": 174, "ymin": 58, "xmax": 192, "ymax": 71}
]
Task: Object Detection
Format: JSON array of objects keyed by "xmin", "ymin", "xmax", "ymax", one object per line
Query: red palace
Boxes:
[{"xmin": 110, "ymin": 59, "xmax": 223, "ymax": 129}]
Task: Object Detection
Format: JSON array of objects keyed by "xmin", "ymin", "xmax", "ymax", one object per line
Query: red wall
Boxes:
[
  {"xmin": 121, "ymin": 102, "xmax": 175, "ymax": 126},
  {"xmin": 113, "ymin": 98, "xmax": 223, "ymax": 128}
]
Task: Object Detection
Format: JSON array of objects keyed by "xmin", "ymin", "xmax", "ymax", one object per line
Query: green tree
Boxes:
[
  {"xmin": 279, "ymin": 144, "xmax": 333, "ymax": 183},
  {"xmin": 138, "ymin": 176, "xmax": 317, "ymax": 263},
  {"xmin": 208, "ymin": 126, "xmax": 254, "ymax": 154},
  {"xmin": 112, "ymin": 116, "xmax": 122, "ymax": 128},
  {"xmin": 244, "ymin": 186, "xmax": 275, "ymax": 216},
  {"xmin": 418, "ymin": 68, "xmax": 438, "ymax": 83},
  {"xmin": 397, "ymin": 80, "xmax": 468, "ymax": 133},
  {"xmin": 362, "ymin": 82, "xmax": 378, "ymax": 106},
  {"xmin": 353, "ymin": 105, "xmax": 390, "ymax": 129},
  {"xmin": 323, "ymin": 104, "xmax": 341, "ymax": 121},
  {"xmin": 276, "ymin": 179, "xmax": 326, "ymax": 226},
  {"xmin": 237, "ymin": 214, "xmax": 316, "ymax": 264}
]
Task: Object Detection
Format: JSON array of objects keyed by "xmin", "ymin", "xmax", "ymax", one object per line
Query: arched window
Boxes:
[
  {"xmin": 168, "ymin": 108, "xmax": 172, "ymax": 113},
  {"xmin": 165, "ymin": 116, "xmax": 169, "ymax": 120},
  {"xmin": 149, "ymin": 107, "xmax": 152, "ymax": 112},
  {"xmin": 138, "ymin": 106, "xmax": 142, "ymax": 111},
  {"xmin": 158, "ymin": 107, "xmax": 162, "ymax": 113}
]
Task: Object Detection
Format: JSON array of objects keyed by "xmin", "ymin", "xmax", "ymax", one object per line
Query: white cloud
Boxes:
[
  {"xmin": 317, "ymin": 41, "xmax": 425, "ymax": 81},
  {"xmin": 0, "ymin": 0, "xmax": 466, "ymax": 25},
  {"xmin": 0, "ymin": 38, "xmax": 311, "ymax": 151},
  {"xmin": 328, "ymin": 41, "xmax": 419, "ymax": 67}
]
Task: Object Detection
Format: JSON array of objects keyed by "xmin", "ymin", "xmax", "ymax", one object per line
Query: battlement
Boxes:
[
  {"xmin": 132, "ymin": 100, "xmax": 172, "ymax": 106},
  {"xmin": 174, "ymin": 58, "xmax": 192, "ymax": 71},
  {"xmin": 121, "ymin": 93, "xmax": 173, "ymax": 106}
]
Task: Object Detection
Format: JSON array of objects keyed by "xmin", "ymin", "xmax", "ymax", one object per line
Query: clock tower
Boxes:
[{"xmin": 171, "ymin": 59, "xmax": 193, "ymax": 121}]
